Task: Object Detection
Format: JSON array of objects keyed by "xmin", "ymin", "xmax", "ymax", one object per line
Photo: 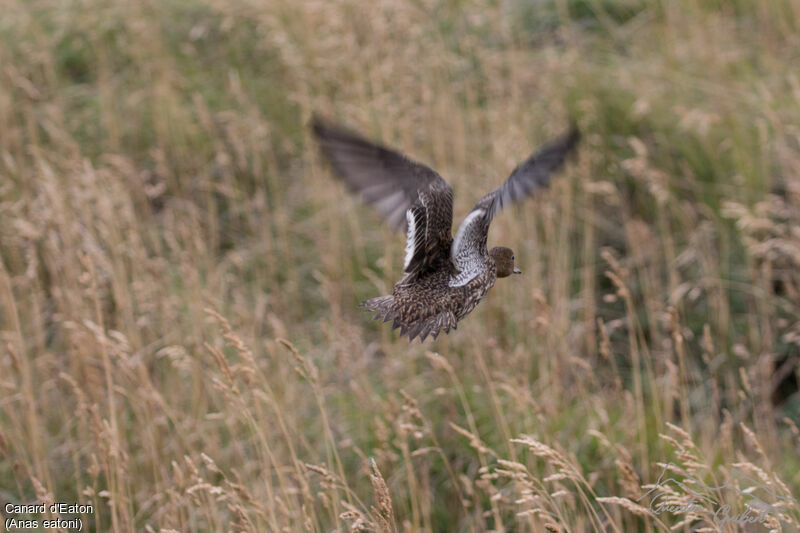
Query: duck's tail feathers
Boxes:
[
  {"xmin": 361, "ymin": 297, "xmax": 457, "ymax": 342},
  {"xmin": 361, "ymin": 295, "xmax": 397, "ymax": 323},
  {"xmin": 404, "ymin": 311, "xmax": 457, "ymax": 342},
  {"xmin": 422, "ymin": 311, "xmax": 457, "ymax": 342},
  {"xmin": 396, "ymin": 312, "xmax": 458, "ymax": 342}
]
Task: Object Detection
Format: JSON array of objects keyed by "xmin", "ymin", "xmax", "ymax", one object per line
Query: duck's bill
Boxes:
[{"xmin": 513, "ymin": 267, "xmax": 522, "ymax": 274}]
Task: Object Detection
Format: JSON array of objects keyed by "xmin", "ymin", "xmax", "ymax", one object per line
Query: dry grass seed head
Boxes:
[
  {"xmin": 596, "ymin": 496, "xmax": 653, "ymax": 517},
  {"xmin": 369, "ymin": 459, "xmax": 396, "ymax": 533}
]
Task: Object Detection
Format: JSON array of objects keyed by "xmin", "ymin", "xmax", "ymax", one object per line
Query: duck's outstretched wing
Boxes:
[
  {"xmin": 450, "ymin": 125, "xmax": 580, "ymax": 286},
  {"xmin": 312, "ymin": 116, "xmax": 454, "ymax": 276}
]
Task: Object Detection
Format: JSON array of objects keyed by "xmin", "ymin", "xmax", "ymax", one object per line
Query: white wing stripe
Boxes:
[{"xmin": 403, "ymin": 209, "xmax": 416, "ymax": 270}]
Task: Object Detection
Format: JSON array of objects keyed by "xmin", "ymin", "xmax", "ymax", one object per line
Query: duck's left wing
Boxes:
[
  {"xmin": 312, "ymin": 116, "xmax": 452, "ymax": 232},
  {"xmin": 450, "ymin": 125, "xmax": 580, "ymax": 286}
]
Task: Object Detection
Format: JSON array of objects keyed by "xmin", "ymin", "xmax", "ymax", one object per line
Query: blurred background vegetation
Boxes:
[{"xmin": 1, "ymin": 0, "xmax": 799, "ymax": 530}]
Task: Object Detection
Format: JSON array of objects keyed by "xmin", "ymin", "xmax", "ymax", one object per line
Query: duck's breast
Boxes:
[{"xmin": 451, "ymin": 268, "xmax": 497, "ymax": 319}]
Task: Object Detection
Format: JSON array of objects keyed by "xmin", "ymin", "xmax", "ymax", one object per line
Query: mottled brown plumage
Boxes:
[{"xmin": 312, "ymin": 116, "xmax": 579, "ymax": 341}]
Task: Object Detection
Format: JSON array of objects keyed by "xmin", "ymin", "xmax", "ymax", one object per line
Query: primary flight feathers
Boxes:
[{"xmin": 311, "ymin": 118, "xmax": 448, "ymax": 231}]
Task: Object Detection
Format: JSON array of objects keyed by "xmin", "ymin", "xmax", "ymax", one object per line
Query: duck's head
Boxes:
[{"xmin": 489, "ymin": 246, "xmax": 522, "ymax": 278}]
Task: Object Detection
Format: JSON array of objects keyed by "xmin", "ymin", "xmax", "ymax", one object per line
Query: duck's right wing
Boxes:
[{"xmin": 450, "ymin": 125, "xmax": 580, "ymax": 286}]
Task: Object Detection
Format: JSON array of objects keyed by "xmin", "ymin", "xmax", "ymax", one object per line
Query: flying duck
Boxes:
[{"xmin": 312, "ymin": 116, "xmax": 579, "ymax": 341}]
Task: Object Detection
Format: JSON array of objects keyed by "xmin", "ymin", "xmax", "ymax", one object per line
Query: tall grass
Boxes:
[{"xmin": 1, "ymin": 0, "xmax": 799, "ymax": 530}]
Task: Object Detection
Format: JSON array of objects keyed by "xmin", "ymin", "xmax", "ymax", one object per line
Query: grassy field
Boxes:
[{"xmin": 1, "ymin": 0, "xmax": 800, "ymax": 530}]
